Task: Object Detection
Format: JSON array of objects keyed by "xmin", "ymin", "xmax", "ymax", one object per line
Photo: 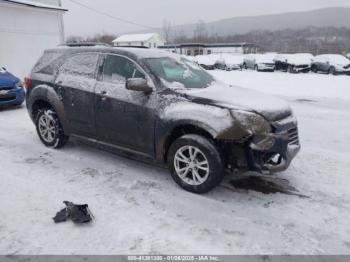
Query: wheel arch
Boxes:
[
  {"xmin": 28, "ymin": 85, "xmax": 69, "ymax": 133},
  {"xmin": 156, "ymin": 123, "xmax": 217, "ymax": 163}
]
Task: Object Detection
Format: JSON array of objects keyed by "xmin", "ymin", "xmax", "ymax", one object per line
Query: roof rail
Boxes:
[{"xmin": 60, "ymin": 42, "xmax": 111, "ymax": 47}]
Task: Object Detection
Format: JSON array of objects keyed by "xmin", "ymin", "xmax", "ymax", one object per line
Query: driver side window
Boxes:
[{"xmin": 102, "ymin": 55, "xmax": 145, "ymax": 84}]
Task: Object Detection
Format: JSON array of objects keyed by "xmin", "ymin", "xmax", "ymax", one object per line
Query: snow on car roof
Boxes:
[
  {"xmin": 275, "ymin": 53, "xmax": 314, "ymax": 65},
  {"xmin": 254, "ymin": 53, "xmax": 276, "ymax": 63},
  {"xmin": 195, "ymin": 55, "xmax": 216, "ymax": 66},
  {"xmin": 315, "ymin": 54, "xmax": 350, "ymax": 65},
  {"xmin": 112, "ymin": 33, "xmax": 158, "ymax": 43},
  {"xmin": 222, "ymin": 54, "xmax": 244, "ymax": 64},
  {"xmin": 2, "ymin": 0, "xmax": 68, "ymax": 11}
]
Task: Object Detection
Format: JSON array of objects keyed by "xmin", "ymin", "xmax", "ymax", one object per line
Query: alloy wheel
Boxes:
[
  {"xmin": 38, "ymin": 111, "xmax": 56, "ymax": 143},
  {"xmin": 174, "ymin": 145, "xmax": 210, "ymax": 186}
]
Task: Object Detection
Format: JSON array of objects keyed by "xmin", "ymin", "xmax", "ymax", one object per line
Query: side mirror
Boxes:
[{"xmin": 126, "ymin": 78, "xmax": 153, "ymax": 94}]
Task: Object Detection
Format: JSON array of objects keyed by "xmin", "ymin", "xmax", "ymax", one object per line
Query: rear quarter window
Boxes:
[
  {"xmin": 32, "ymin": 51, "xmax": 65, "ymax": 75},
  {"xmin": 59, "ymin": 53, "xmax": 99, "ymax": 78}
]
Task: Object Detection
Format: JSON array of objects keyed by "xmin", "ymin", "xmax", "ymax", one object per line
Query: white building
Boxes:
[
  {"xmin": 112, "ymin": 33, "xmax": 165, "ymax": 49},
  {"xmin": 0, "ymin": 0, "xmax": 67, "ymax": 78},
  {"xmin": 159, "ymin": 43, "xmax": 259, "ymax": 56}
]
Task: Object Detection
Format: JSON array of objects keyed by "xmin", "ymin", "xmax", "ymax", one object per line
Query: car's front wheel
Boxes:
[
  {"xmin": 167, "ymin": 134, "xmax": 224, "ymax": 194},
  {"xmin": 35, "ymin": 108, "xmax": 69, "ymax": 148},
  {"xmin": 329, "ymin": 66, "xmax": 337, "ymax": 75}
]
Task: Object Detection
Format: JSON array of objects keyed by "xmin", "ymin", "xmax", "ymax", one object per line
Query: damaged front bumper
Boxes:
[{"xmin": 247, "ymin": 116, "xmax": 301, "ymax": 174}]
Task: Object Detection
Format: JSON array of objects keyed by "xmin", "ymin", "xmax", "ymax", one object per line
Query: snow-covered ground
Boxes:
[{"xmin": 1, "ymin": 71, "xmax": 350, "ymax": 255}]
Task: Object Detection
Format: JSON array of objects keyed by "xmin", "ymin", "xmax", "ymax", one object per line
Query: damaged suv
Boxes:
[{"xmin": 26, "ymin": 45, "xmax": 300, "ymax": 193}]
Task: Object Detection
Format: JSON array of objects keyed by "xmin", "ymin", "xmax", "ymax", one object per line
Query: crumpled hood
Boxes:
[{"xmin": 177, "ymin": 82, "xmax": 292, "ymax": 122}]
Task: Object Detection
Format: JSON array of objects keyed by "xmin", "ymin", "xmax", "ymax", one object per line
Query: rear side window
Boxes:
[
  {"xmin": 102, "ymin": 55, "xmax": 145, "ymax": 84},
  {"xmin": 59, "ymin": 53, "xmax": 99, "ymax": 78},
  {"xmin": 32, "ymin": 51, "xmax": 65, "ymax": 75}
]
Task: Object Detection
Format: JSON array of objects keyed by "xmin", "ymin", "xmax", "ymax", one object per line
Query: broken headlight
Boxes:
[{"xmin": 231, "ymin": 110, "xmax": 272, "ymax": 135}]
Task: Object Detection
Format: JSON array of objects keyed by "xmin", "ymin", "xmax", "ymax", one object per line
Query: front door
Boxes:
[
  {"xmin": 55, "ymin": 53, "xmax": 100, "ymax": 137},
  {"xmin": 95, "ymin": 54, "xmax": 157, "ymax": 155}
]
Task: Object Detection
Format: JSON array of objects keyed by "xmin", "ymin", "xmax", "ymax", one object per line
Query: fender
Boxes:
[
  {"xmin": 155, "ymin": 101, "xmax": 250, "ymax": 161},
  {"xmin": 27, "ymin": 84, "xmax": 70, "ymax": 134}
]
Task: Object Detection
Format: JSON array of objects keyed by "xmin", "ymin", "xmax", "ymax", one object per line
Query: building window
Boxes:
[
  {"xmin": 141, "ymin": 42, "xmax": 144, "ymax": 46},
  {"xmin": 199, "ymin": 50, "xmax": 204, "ymax": 55},
  {"xmin": 194, "ymin": 49, "xmax": 200, "ymax": 56},
  {"xmin": 187, "ymin": 50, "xmax": 191, "ymax": 56},
  {"xmin": 207, "ymin": 50, "xmax": 212, "ymax": 55}
]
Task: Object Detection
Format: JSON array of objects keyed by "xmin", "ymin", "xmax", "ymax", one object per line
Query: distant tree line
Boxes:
[
  {"xmin": 66, "ymin": 25, "xmax": 350, "ymax": 55},
  {"xmin": 168, "ymin": 24, "xmax": 350, "ymax": 55}
]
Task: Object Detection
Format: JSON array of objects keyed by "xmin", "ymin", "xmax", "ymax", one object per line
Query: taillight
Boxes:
[{"xmin": 24, "ymin": 77, "xmax": 32, "ymax": 89}]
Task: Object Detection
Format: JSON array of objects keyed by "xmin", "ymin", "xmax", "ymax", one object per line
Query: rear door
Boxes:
[
  {"xmin": 94, "ymin": 54, "xmax": 157, "ymax": 155},
  {"xmin": 55, "ymin": 52, "xmax": 100, "ymax": 137}
]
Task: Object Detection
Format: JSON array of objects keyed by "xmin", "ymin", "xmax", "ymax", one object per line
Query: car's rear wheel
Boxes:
[
  {"xmin": 311, "ymin": 65, "xmax": 318, "ymax": 73},
  {"xmin": 255, "ymin": 65, "xmax": 259, "ymax": 71},
  {"xmin": 167, "ymin": 134, "xmax": 224, "ymax": 194},
  {"xmin": 35, "ymin": 108, "xmax": 69, "ymax": 148}
]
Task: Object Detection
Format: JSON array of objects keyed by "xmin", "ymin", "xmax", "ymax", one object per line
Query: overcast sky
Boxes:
[{"xmin": 62, "ymin": 0, "xmax": 350, "ymax": 36}]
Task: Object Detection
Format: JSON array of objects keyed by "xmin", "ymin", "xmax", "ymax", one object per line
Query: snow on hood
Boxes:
[
  {"xmin": 275, "ymin": 54, "xmax": 314, "ymax": 65},
  {"xmin": 177, "ymin": 81, "xmax": 292, "ymax": 121}
]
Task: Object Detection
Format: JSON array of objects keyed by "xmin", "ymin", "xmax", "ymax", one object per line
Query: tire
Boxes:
[
  {"xmin": 288, "ymin": 65, "xmax": 294, "ymax": 73},
  {"xmin": 35, "ymin": 108, "xmax": 69, "ymax": 148},
  {"xmin": 329, "ymin": 66, "xmax": 337, "ymax": 75},
  {"xmin": 255, "ymin": 65, "xmax": 259, "ymax": 72},
  {"xmin": 243, "ymin": 63, "xmax": 247, "ymax": 70},
  {"xmin": 167, "ymin": 134, "xmax": 224, "ymax": 194},
  {"xmin": 311, "ymin": 65, "xmax": 318, "ymax": 73}
]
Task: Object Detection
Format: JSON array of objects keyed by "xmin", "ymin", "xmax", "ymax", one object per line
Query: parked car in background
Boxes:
[
  {"xmin": 216, "ymin": 55, "xmax": 244, "ymax": 71},
  {"xmin": 243, "ymin": 53, "xmax": 276, "ymax": 72},
  {"xmin": 311, "ymin": 54, "xmax": 350, "ymax": 75},
  {"xmin": 274, "ymin": 53, "xmax": 314, "ymax": 73},
  {"xmin": 0, "ymin": 66, "xmax": 25, "ymax": 108},
  {"xmin": 25, "ymin": 46, "xmax": 300, "ymax": 193},
  {"xmin": 195, "ymin": 55, "xmax": 216, "ymax": 70}
]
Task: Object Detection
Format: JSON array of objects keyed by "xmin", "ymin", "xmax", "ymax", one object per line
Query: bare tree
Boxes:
[
  {"xmin": 193, "ymin": 20, "xmax": 208, "ymax": 42},
  {"xmin": 162, "ymin": 19, "xmax": 172, "ymax": 43}
]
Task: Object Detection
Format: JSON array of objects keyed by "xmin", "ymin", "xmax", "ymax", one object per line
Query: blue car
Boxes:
[{"xmin": 0, "ymin": 66, "xmax": 25, "ymax": 107}]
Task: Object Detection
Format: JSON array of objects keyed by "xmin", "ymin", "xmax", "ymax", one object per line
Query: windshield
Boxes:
[{"xmin": 142, "ymin": 57, "xmax": 215, "ymax": 89}]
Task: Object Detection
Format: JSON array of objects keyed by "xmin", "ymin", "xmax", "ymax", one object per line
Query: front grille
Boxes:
[
  {"xmin": 0, "ymin": 86, "xmax": 15, "ymax": 91},
  {"xmin": 288, "ymin": 127, "xmax": 300, "ymax": 146},
  {"xmin": 0, "ymin": 94, "xmax": 16, "ymax": 102}
]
